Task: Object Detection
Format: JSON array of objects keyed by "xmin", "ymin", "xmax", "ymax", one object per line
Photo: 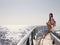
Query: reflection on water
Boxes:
[{"xmin": 0, "ymin": 25, "xmax": 32, "ymax": 45}]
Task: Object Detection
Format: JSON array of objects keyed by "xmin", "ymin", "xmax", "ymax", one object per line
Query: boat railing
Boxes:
[{"xmin": 17, "ymin": 26, "xmax": 47, "ymax": 45}]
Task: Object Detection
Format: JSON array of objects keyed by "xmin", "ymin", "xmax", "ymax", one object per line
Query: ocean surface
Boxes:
[{"xmin": 0, "ymin": 25, "xmax": 36, "ymax": 45}]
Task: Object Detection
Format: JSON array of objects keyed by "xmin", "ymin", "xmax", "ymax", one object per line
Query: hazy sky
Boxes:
[{"xmin": 0, "ymin": 0, "xmax": 60, "ymax": 25}]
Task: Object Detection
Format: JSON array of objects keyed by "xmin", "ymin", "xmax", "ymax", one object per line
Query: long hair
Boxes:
[{"xmin": 49, "ymin": 13, "xmax": 53, "ymax": 21}]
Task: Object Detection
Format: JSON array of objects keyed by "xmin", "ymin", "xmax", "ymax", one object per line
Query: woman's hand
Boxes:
[{"xmin": 46, "ymin": 21, "xmax": 51, "ymax": 26}]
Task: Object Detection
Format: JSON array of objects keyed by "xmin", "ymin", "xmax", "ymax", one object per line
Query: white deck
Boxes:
[{"xmin": 33, "ymin": 33, "xmax": 53, "ymax": 45}]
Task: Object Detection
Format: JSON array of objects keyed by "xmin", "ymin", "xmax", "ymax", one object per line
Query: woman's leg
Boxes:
[{"xmin": 44, "ymin": 23, "xmax": 52, "ymax": 38}]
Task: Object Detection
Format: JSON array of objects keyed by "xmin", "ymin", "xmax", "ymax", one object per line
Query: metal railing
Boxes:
[
  {"xmin": 17, "ymin": 26, "xmax": 37, "ymax": 45},
  {"xmin": 17, "ymin": 25, "xmax": 47, "ymax": 45}
]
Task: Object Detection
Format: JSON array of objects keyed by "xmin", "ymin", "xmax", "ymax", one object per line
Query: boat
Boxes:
[{"xmin": 0, "ymin": 25, "xmax": 60, "ymax": 45}]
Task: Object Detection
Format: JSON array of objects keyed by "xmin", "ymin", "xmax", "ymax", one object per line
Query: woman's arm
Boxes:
[{"xmin": 53, "ymin": 20, "xmax": 56, "ymax": 27}]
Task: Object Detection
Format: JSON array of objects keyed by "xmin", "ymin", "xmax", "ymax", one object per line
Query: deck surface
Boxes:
[{"xmin": 33, "ymin": 33, "xmax": 53, "ymax": 45}]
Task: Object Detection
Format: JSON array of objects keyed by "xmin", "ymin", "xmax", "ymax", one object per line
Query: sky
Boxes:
[{"xmin": 0, "ymin": 0, "xmax": 60, "ymax": 25}]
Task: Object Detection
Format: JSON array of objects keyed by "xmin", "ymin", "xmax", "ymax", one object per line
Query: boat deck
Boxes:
[{"xmin": 33, "ymin": 33, "xmax": 53, "ymax": 45}]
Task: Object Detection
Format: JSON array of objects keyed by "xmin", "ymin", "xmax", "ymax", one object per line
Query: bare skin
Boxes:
[
  {"xmin": 45, "ymin": 22, "xmax": 52, "ymax": 37},
  {"xmin": 44, "ymin": 13, "xmax": 56, "ymax": 38}
]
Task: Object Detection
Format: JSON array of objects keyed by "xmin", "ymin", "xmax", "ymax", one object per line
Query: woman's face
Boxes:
[{"xmin": 49, "ymin": 15, "xmax": 51, "ymax": 18}]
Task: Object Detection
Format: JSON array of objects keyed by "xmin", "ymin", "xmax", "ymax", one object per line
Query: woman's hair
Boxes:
[
  {"xmin": 49, "ymin": 13, "xmax": 53, "ymax": 21},
  {"xmin": 49, "ymin": 13, "xmax": 53, "ymax": 17}
]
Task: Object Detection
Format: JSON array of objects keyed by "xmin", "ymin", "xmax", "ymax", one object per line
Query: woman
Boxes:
[{"xmin": 44, "ymin": 13, "xmax": 56, "ymax": 38}]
